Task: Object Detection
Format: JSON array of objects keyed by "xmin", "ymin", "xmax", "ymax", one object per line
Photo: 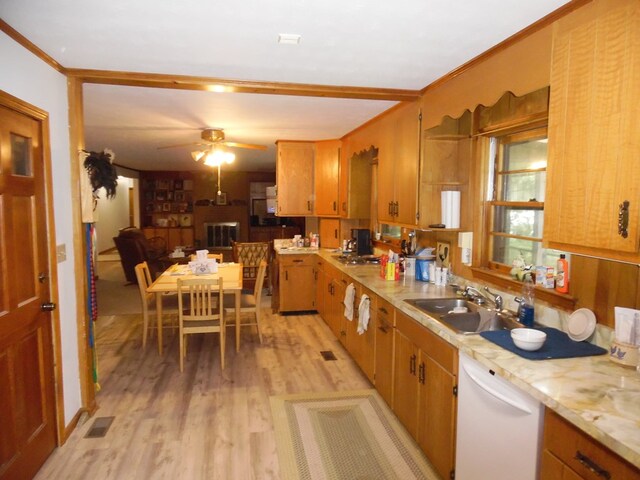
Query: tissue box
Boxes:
[{"xmin": 188, "ymin": 260, "xmax": 218, "ymax": 275}]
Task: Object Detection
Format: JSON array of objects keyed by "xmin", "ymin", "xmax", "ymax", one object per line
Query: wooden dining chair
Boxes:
[
  {"xmin": 224, "ymin": 259, "xmax": 267, "ymax": 345},
  {"xmin": 134, "ymin": 261, "xmax": 179, "ymax": 348},
  {"xmin": 177, "ymin": 277, "xmax": 225, "ymax": 371}
]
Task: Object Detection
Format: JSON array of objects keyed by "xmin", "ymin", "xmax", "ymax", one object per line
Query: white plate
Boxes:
[{"xmin": 567, "ymin": 308, "xmax": 596, "ymax": 341}]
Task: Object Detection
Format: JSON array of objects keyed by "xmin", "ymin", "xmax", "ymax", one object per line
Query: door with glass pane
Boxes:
[{"xmin": 0, "ymin": 103, "xmax": 57, "ymax": 479}]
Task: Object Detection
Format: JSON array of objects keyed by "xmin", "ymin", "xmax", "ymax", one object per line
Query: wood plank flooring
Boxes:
[{"xmin": 35, "ymin": 298, "xmax": 372, "ymax": 479}]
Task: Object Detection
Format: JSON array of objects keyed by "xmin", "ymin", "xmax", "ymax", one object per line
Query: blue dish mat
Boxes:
[{"xmin": 480, "ymin": 327, "xmax": 607, "ymax": 360}]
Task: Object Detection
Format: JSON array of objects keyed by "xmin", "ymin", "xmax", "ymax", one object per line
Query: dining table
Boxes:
[{"xmin": 147, "ymin": 262, "xmax": 244, "ymax": 355}]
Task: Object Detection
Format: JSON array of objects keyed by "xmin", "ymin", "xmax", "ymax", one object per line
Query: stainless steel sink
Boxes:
[{"xmin": 404, "ymin": 298, "xmax": 523, "ymax": 335}]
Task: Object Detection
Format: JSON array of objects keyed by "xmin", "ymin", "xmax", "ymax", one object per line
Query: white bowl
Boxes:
[{"xmin": 511, "ymin": 328, "xmax": 547, "ymax": 351}]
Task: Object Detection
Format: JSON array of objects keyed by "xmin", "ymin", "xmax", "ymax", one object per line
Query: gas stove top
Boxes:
[{"xmin": 334, "ymin": 254, "xmax": 380, "ymax": 265}]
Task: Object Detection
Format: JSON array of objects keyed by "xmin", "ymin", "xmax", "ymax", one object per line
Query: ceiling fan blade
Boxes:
[
  {"xmin": 157, "ymin": 142, "xmax": 209, "ymax": 150},
  {"xmin": 223, "ymin": 141, "xmax": 268, "ymax": 150}
]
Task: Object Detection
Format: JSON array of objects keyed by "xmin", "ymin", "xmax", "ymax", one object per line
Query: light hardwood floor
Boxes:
[{"xmin": 36, "ymin": 297, "xmax": 372, "ymax": 479}]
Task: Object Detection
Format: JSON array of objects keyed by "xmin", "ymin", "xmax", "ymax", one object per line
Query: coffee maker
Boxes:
[{"xmin": 351, "ymin": 228, "xmax": 372, "ymax": 256}]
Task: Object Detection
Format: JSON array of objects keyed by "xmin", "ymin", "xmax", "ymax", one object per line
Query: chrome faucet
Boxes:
[
  {"xmin": 462, "ymin": 286, "xmax": 503, "ymax": 312},
  {"xmin": 483, "ymin": 286, "xmax": 504, "ymax": 312}
]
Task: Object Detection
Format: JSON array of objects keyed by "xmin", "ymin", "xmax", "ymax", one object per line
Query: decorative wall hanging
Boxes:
[{"xmin": 83, "ymin": 149, "xmax": 118, "ymax": 199}]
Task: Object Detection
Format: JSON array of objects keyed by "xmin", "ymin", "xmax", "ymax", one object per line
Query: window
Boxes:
[{"xmin": 487, "ymin": 127, "xmax": 565, "ymax": 271}]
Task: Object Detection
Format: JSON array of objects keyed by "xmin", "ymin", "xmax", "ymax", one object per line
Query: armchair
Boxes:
[{"xmin": 113, "ymin": 227, "xmax": 169, "ymax": 283}]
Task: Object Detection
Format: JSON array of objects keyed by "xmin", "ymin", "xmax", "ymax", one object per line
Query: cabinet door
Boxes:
[
  {"xmin": 377, "ymin": 145, "xmax": 396, "ymax": 223},
  {"xmin": 545, "ymin": 0, "xmax": 640, "ymax": 257},
  {"xmin": 332, "ymin": 277, "xmax": 347, "ymax": 343},
  {"xmin": 374, "ymin": 310, "xmax": 394, "ymax": 407},
  {"xmin": 319, "ymin": 218, "xmax": 340, "ymax": 249},
  {"xmin": 314, "ymin": 260, "xmax": 326, "ymax": 319},
  {"xmin": 180, "ymin": 227, "xmax": 194, "ymax": 248},
  {"xmin": 417, "ymin": 354, "xmax": 457, "ymax": 480},
  {"xmin": 393, "ymin": 104, "xmax": 420, "ymax": 225},
  {"xmin": 347, "ymin": 285, "xmax": 375, "ymax": 383},
  {"xmin": 276, "ymin": 141, "xmax": 315, "ymax": 216},
  {"xmin": 540, "ymin": 450, "xmax": 583, "ymax": 480},
  {"xmin": 393, "ymin": 329, "xmax": 419, "ymax": 439},
  {"xmin": 280, "ymin": 265, "xmax": 316, "ymax": 312},
  {"xmin": 315, "ymin": 140, "xmax": 340, "ymax": 216}
]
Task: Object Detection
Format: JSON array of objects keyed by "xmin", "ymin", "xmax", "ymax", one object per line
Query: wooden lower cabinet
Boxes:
[
  {"xmin": 345, "ymin": 284, "xmax": 375, "ymax": 383},
  {"xmin": 541, "ymin": 409, "xmax": 640, "ymax": 480},
  {"xmin": 373, "ymin": 297, "xmax": 394, "ymax": 407},
  {"xmin": 393, "ymin": 311, "xmax": 458, "ymax": 480},
  {"xmin": 278, "ymin": 254, "xmax": 317, "ymax": 312}
]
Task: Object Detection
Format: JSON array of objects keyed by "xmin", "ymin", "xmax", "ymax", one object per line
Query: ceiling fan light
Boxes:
[
  {"xmin": 191, "ymin": 151, "xmax": 205, "ymax": 162},
  {"xmin": 224, "ymin": 152, "xmax": 235, "ymax": 164}
]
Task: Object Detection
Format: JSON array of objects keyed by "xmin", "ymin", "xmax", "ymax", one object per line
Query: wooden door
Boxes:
[
  {"xmin": 392, "ymin": 329, "xmax": 419, "ymax": 439},
  {"xmin": 417, "ymin": 354, "xmax": 457, "ymax": 480},
  {"xmin": 0, "ymin": 105, "xmax": 57, "ymax": 479},
  {"xmin": 313, "ymin": 259, "xmax": 325, "ymax": 319},
  {"xmin": 314, "ymin": 140, "xmax": 340, "ymax": 216},
  {"xmin": 276, "ymin": 141, "xmax": 314, "ymax": 216},
  {"xmin": 545, "ymin": 0, "xmax": 640, "ymax": 257},
  {"xmin": 331, "ymin": 277, "xmax": 347, "ymax": 343},
  {"xmin": 280, "ymin": 264, "xmax": 316, "ymax": 312}
]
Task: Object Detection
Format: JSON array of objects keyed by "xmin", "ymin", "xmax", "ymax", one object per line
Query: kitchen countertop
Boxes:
[{"xmin": 312, "ymin": 248, "xmax": 640, "ymax": 469}]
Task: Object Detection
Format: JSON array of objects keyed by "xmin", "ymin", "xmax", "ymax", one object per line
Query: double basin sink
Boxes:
[{"xmin": 404, "ymin": 297, "xmax": 523, "ymax": 335}]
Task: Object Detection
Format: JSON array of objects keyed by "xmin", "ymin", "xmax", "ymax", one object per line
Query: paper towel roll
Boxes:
[
  {"xmin": 450, "ymin": 191, "xmax": 460, "ymax": 229},
  {"xmin": 441, "ymin": 191, "xmax": 461, "ymax": 228}
]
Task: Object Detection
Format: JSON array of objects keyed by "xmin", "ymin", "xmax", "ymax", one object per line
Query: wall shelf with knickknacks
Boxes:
[{"xmin": 140, "ymin": 171, "xmax": 195, "ymax": 228}]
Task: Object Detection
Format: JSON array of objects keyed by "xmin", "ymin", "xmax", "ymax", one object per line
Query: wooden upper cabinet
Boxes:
[
  {"xmin": 544, "ymin": 0, "xmax": 640, "ymax": 261},
  {"xmin": 314, "ymin": 140, "xmax": 341, "ymax": 216},
  {"xmin": 276, "ymin": 141, "xmax": 315, "ymax": 216},
  {"xmin": 419, "ymin": 110, "xmax": 472, "ymax": 230},
  {"xmin": 339, "ymin": 141, "xmax": 374, "ymax": 219},
  {"xmin": 377, "ymin": 102, "xmax": 420, "ymax": 225}
]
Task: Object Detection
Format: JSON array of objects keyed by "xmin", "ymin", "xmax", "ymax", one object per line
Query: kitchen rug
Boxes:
[
  {"xmin": 480, "ymin": 327, "xmax": 607, "ymax": 360},
  {"xmin": 270, "ymin": 389, "xmax": 437, "ymax": 480}
]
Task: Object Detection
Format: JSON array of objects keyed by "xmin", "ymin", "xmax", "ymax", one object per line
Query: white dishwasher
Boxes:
[{"xmin": 455, "ymin": 352, "xmax": 544, "ymax": 480}]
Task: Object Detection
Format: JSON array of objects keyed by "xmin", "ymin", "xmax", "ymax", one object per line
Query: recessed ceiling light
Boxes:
[
  {"xmin": 207, "ymin": 84, "xmax": 227, "ymax": 93},
  {"xmin": 278, "ymin": 34, "xmax": 301, "ymax": 45}
]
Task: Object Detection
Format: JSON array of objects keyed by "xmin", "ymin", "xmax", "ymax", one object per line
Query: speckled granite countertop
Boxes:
[{"xmin": 310, "ymin": 249, "xmax": 640, "ymax": 468}]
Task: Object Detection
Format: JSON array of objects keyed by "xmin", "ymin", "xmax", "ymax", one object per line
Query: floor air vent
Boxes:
[
  {"xmin": 320, "ymin": 350, "xmax": 337, "ymax": 361},
  {"xmin": 85, "ymin": 416, "xmax": 115, "ymax": 438}
]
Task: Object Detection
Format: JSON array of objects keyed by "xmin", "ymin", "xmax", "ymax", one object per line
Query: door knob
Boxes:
[{"xmin": 41, "ymin": 302, "xmax": 56, "ymax": 311}]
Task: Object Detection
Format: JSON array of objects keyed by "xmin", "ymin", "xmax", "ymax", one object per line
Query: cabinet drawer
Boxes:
[
  {"xmin": 396, "ymin": 311, "xmax": 456, "ymax": 374},
  {"xmin": 278, "ymin": 254, "xmax": 314, "ymax": 267},
  {"xmin": 543, "ymin": 409, "xmax": 639, "ymax": 479},
  {"xmin": 376, "ymin": 297, "xmax": 395, "ymax": 327}
]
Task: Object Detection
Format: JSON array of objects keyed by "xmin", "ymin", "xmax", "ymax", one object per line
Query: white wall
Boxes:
[
  {"xmin": 95, "ymin": 177, "xmax": 133, "ymax": 253},
  {"xmin": 0, "ymin": 33, "xmax": 82, "ymax": 424}
]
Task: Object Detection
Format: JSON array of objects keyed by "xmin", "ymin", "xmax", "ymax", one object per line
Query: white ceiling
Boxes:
[{"xmin": 1, "ymin": 0, "xmax": 569, "ymax": 172}]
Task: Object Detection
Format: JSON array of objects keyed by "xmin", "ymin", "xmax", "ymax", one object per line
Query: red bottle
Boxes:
[{"xmin": 555, "ymin": 254, "xmax": 569, "ymax": 293}]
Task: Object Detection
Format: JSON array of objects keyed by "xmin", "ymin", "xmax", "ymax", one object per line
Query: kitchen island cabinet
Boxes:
[
  {"xmin": 276, "ymin": 141, "xmax": 315, "ymax": 216},
  {"xmin": 544, "ymin": 0, "xmax": 640, "ymax": 262},
  {"xmin": 274, "ymin": 253, "xmax": 317, "ymax": 313}
]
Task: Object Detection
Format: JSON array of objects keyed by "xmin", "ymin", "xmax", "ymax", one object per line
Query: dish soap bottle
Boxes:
[
  {"xmin": 555, "ymin": 254, "xmax": 569, "ymax": 293},
  {"xmin": 519, "ymin": 274, "xmax": 535, "ymax": 328}
]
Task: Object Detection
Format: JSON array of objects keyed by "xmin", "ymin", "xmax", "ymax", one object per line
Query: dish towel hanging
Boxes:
[
  {"xmin": 343, "ymin": 283, "xmax": 355, "ymax": 320},
  {"xmin": 358, "ymin": 294, "xmax": 370, "ymax": 334}
]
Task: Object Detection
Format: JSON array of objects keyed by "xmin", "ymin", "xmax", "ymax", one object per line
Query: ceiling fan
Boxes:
[{"xmin": 158, "ymin": 128, "xmax": 267, "ymax": 151}]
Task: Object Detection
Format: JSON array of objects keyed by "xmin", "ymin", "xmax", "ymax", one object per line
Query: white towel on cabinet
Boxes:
[
  {"xmin": 343, "ymin": 283, "xmax": 355, "ymax": 320},
  {"xmin": 358, "ymin": 294, "xmax": 370, "ymax": 334}
]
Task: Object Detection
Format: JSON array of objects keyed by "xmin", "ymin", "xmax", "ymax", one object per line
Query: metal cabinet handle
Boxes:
[
  {"xmin": 378, "ymin": 325, "xmax": 389, "ymax": 334},
  {"xmin": 410, "ymin": 354, "xmax": 417, "ymax": 375},
  {"xmin": 418, "ymin": 362, "xmax": 425, "ymax": 384},
  {"xmin": 618, "ymin": 200, "xmax": 630, "ymax": 238},
  {"xmin": 332, "ymin": 201, "xmax": 337, "ymax": 212},
  {"xmin": 575, "ymin": 451, "xmax": 611, "ymax": 479},
  {"xmin": 378, "ymin": 307, "xmax": 388, "ymax": 315},
  {"xmin": 285, "ymin": 271, "xmax": 288, "ymax": 281},
  {"xmin": 292, "ymin": 259, "xmax": 303, "ymax": 263},
  {"xmin": 334, "ymin": 229, "xmax": 338, "ymax": 239},
  {"xmin": 342, "ymin": 201, "xmax": 347, "ymax": 213},
  {"xmin": 307, "ymin": 200, "xmax": 312, "ymax": 212}
]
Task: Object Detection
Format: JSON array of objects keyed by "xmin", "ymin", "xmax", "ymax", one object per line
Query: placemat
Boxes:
[{"xmin": 480, "ymin": 327, "xmax": 607, "ymax": 360}]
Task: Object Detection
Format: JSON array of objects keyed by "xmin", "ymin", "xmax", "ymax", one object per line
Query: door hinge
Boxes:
[
  {"xmin": 418, "ymin": 111, "xmax": 423, "ymax": 122},
  {"xmin": 453, "ymin": 385, "xmax": 458, "ymax": 397}
]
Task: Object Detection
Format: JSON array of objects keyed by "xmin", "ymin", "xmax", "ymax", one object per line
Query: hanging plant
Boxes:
[{"xmin": 83, "ymin": 149, "xmax": 118, "ymax": 199}]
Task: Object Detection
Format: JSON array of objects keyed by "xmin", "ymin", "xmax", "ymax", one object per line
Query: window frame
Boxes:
[{"xmin": 485, "ymin": 126, "xmax": 548, "ymax": 275}]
